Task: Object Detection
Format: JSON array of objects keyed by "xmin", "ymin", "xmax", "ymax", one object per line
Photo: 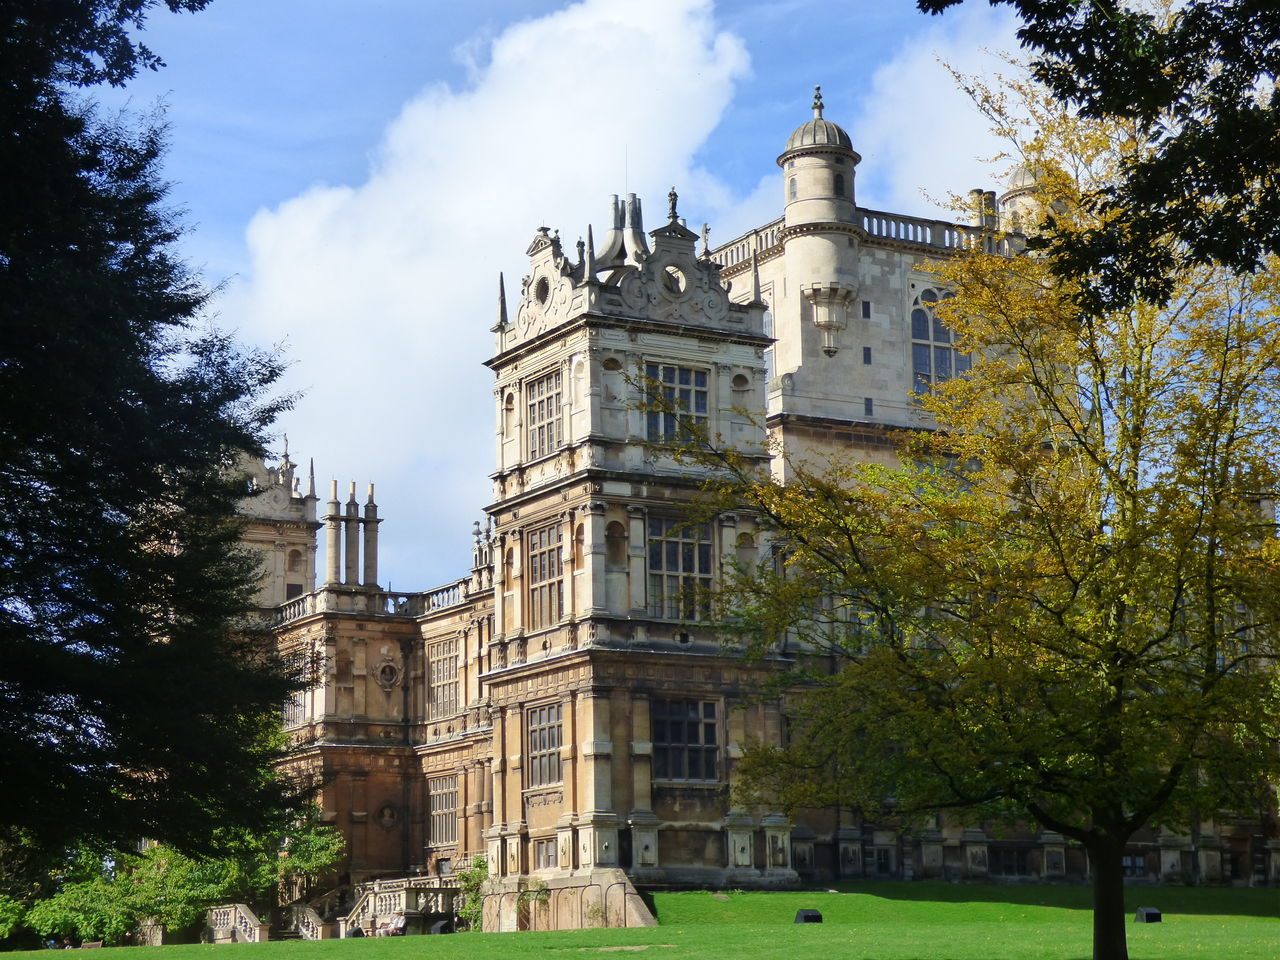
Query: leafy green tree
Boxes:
[
  {"xmin": 918, "ymin": 0, "xmax": 1280, "ymax": 313},
  {"xmin": 691, "ymin": 68, "xmax": 1280, "ymax": 960},
  {"xmin": 0, "ymin": 0, "xmax": 306, "ymax": 859},
  {"xmin": 0, "ymin": 896, "xmax": 25, "ymax": 940},
  {"xmin": 22, "ymin": 851, "xmax": 133, "ymax": 946},
  {"xmin": 453, "ymin": 856, "xmax": 488, "ymax": 932},
  {"xmin": 13, "ymin": 813, "xmax": 343, "ymax": 946}
]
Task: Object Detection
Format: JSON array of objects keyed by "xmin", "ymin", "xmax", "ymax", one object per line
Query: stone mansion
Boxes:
[{"xmin": 240, "ymin": 90, "xmax": 1278, "ymax": 919}]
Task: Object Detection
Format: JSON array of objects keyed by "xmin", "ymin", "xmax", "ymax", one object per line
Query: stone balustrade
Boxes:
[
  {"xmin": 710, "ymin": 209, "xmax": 1011, "ymax": 274},
  {"xmin": 275, "ymin": 578, "xmax": 473, "ymax": 626},
  {"xmin": 205, "ymin": 904, "xmax": 268, "ymax": 943},
  {"xmin": 339, "ymin": 876, "xmax": 459, "ymax": 937}
]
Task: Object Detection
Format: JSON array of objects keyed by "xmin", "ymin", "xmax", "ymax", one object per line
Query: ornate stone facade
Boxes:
[{"xmin": 250, "ymin": 90, "xmax": 1280, "ymax": 905}]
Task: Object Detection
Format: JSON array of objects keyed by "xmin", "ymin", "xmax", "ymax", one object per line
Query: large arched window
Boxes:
[{"xmin": 910, "ymin": 288, "xmax": 969, "ymax": 398}]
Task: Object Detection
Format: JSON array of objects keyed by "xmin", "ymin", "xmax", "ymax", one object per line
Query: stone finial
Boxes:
[
  {"xmin": 495, "ymin": 272, "xmax": 509, "ymax": 330},
  {"xmin": 700, "ymin": 223, "xmax": 711, "ymax": 258},
  {"xmin": 812, "ymin": 84, "xmax": 824, "ymax": 119},
  {"xmin": 668, "ymin": 186, "xmax": 679, "ymax": 222}
]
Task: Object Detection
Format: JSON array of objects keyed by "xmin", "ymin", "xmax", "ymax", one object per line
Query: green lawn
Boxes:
[{"xmin": 10, "ymin": 884, "xmax": 1278, "ymax": 960}]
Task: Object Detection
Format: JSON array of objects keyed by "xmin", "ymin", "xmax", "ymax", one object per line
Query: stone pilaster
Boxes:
[
  {"xmin": 961, "ymin": 828, "xmax": 989, "ymax": 878},
  {"xmin": 836, "ymin": 825, "xmax": 863, "ymax": 878},
  {"xmin": 1040, "ymin": 831, "xmax": 1067, "ymax": 879}
]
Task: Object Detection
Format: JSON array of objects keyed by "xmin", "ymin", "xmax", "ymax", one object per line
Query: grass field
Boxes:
[{"xmin": 9, "ymin": 883, "xmax": 1277, "ymax": 960}]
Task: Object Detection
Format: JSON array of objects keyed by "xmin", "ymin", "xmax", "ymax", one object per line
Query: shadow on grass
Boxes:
[
  {"xmin": 826, "ymin": 880, "xmax": 1280, "ymax": 918},
  {"xmin": 636, "ymin": 887, "xmax": 658, "ymax": 921}
]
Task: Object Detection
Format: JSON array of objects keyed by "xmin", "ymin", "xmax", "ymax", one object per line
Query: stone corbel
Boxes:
[{"xmin": 801, "ymin": 282, "xmax": 858, "ymax": 357}]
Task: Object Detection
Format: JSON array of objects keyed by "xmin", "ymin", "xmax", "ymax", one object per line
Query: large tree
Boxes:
[
  {"xmin": 0, "ymin": 0, "xmax": 306, "ymax": 858},
  {"xmin": 919, "ymin": 0, "xmax": 1280, "ymax": 313},
  {"xmin": 14, "ymin": 811, "xmax": 344, "ymax": 947},
  {"xmin": 694, "ymin": 71, "xmax": 1280, "ymax": 960}
]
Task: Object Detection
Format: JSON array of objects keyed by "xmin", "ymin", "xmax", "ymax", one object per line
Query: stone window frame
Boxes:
[
  {"xmin": 909, "ymin": 286, "xmax": 970, "ymax": 400},
  {"xmin": 989, "ymin": 844, "xmax": 1032, "ymax": 876},
  {"xmin": 426, "ymin": 637, "xmax": 459, "ymax": 719},
  {"xmin": 282, "ymin": 687, "xmax": 308, "ymax": 728},
  {"xmin": 526, "ymin": 701, "xmax": 563, "ymax": 788},
  {"xmin": 532, "ymin": 837, "xmax": 558, "ymax": 870},
  {"xmin": 426, "ymin": 774, "xmax": 458, "ymax": 846},
  {"xmin": 526, "ymin": 523, "xmax": 564, "ymax": 631},
  {"xmin": 525, "ymin": 366, "xmax": 563, "ymax": 461},
  {"xmin": 647, "ymin": 517, "xmax": 713, "ymax": 621},
  {"xmin": 651, "ymin": 698, "xmax": 720, "ymax": 782},
  {"xmin": 644, "ymin": 362, "xmax": 709, "ymax": 443}
]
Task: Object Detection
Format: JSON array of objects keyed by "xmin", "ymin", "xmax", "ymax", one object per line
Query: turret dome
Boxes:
[{"xmin": 780, "ymin": 86, "xmax": 856, "ymax": 162}]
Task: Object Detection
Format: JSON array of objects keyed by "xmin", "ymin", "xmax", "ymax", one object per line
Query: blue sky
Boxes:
[{"xmin": 102, "ymin": 0, "xmax": 1022, "ymax": 589}]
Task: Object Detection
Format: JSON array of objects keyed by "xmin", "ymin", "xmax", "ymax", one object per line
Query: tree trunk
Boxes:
[{"xmin": 1089, "ymin": 836, "xmax": 1129, "ymax": 960}]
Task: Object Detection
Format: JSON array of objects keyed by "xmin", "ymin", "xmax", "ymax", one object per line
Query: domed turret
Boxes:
[
  {"xmin": 998, "ymin": 162, "xmax": 1041, "ymax": 235},
  {"xmin": 775, "ymin": 87, "xmax": 862, "ymax": 359},
  {"xmin": 781, "ymin": 87, "xmax": 855, "ymax": 157},
  {"xmin": 778, "ymin": 86, "xmax": 860, "ymax": 225}
]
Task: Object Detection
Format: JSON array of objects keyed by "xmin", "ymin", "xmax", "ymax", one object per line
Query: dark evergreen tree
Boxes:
[{"xmin": 0, "ymin": 0, "xmax": 307, "ymax": 857}]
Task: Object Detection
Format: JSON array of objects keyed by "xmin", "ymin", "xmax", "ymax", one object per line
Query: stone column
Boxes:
[
  {"xmin": 627, "ymin": 505, "xmax": 647, "ymax": 614},
  {"xmin": 494, "ymin": 387, "xmax": 507, "ymax": 475},
  {"xmin": 510, "ymin": 527, "xmax": 525, "ymax": 637},
  {"xmin": 577, "ymin": 690, "xmax": 619, "ymax": 869},
  {"xmin": 490, "ymin": 709, "xmax": 508, "ymax": 834},
  {"xmin": 628, "ymin": 692, "xmax": 659, "ymax": 872},
  {"xmin": 585, "ymin": 350, "xmax": 602, "ymax": 442},
  {"xmin": 718, "ymin": 513, "xmax": 737, "ymax": 579},
  {"xmin": 504, "ymin": 704, "xmax": 524, "ymax": 827},
  {"xmin": 583, "ymin": 501, "xmax": 608, "ymax": 616},
  {"xmin": 562, "ymin": 509, "xmax": 577, "ymax": 621},
  {"xmin": 480, "ymin": 757, "xmax": 493, "ymax": 837},
  {"xmin": 351, "ymin": 634, "xmax": 367, "ymax": 717},
  {"xmin": 459, "ymin": 761, "xmax": 475, "ymax": 854},
  {"xmin": 725, "ymin": 698, "xmax": 747, "ymax": 811},
  {"xmin": 493, "ymin": 533, "xmax": 507, "ymax": 637},
  {"xmin": 557, "ymin": 690, "xmax": 580, "ymax": 872},
  {"xmin": 503, "ymin": 705, "xmax": 526, "ymax": 877},
  {"xmin": 322, "ymin": 632, "xmax": 338, "ymax": 718}
]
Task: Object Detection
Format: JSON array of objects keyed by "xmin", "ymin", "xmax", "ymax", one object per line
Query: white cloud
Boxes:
[
  {"xmin": 851, "ymin": 3, "xmax": 1023, "ymax": 221},
  {"xmin": 230, "ymin": 0, "xmax": 750, "ymax": 589}
]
